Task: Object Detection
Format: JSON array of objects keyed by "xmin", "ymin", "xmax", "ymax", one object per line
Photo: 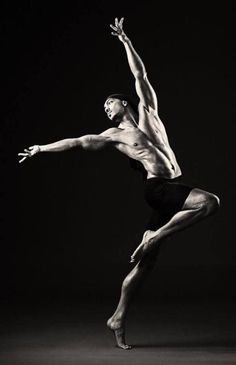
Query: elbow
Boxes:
[
  {"xmin": 76, "ymin": 136, "xmax": 92, "ymax": 150},
  {"xmin": 134, "ymin": 70, "xmax": 147, "ymax": 79},
  {"xmin": 69, "ymin": 138, "xmax": 81, "ymax": 149}
]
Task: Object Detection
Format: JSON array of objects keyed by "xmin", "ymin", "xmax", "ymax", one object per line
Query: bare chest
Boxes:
[{"xmin": 115, "ymin": 128, "xmax": 150, "ymax": 149}]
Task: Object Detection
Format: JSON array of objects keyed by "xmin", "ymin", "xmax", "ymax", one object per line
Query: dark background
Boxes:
[{"xmin": 1, "ymin": 1, "xmax": 236, "ymax": 303}]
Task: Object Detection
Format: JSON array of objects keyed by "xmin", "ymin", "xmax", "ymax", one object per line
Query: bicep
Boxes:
[
  {"xmin": 77, "ymin": 133, "xmax": 113, "ymax": 151},
  {"xmin": 135, "ymin": 74, "xmax": 158, "ymax": 112}
]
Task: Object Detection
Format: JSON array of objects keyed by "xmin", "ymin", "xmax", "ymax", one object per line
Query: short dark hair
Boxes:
[{"xmin": 106, "ymin": 94, "xmax": 138, "ymax": 114}]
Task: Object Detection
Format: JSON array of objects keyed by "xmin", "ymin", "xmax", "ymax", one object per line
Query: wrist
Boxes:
[{"xmin": 120, "ymin": 34, "xmax": 130, "ymax": 44}]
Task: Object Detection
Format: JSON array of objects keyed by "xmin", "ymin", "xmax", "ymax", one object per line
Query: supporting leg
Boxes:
[
  {"xmin": 107, "ymin": 248, "xmax": 159, "ymax": 349},
  {"xmin": 107, "ymin": 188, "xmax": 220, "ymax": 349},
  {"xmin": 131, "ymin": 188, "xmax": 220, "ymax": 263}
]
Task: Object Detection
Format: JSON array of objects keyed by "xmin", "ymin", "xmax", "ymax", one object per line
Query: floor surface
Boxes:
[{"xmin": 0, "ymin": 296, "xmax": 235, "ymax": 365}]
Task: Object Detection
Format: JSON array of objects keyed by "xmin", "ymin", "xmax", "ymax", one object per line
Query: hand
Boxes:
[
  {"xmin": 110, "ymin": 17, "xmax": 128, "ymax": 43},
  {"xmin": 18, "ymin": 145, "xmax": 40, "ymax": 163}
]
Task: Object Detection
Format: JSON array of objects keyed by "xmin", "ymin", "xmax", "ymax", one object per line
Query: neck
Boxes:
[{"xmin": 118, "ymin": 111, "xmax": 138, "ymax": 130}]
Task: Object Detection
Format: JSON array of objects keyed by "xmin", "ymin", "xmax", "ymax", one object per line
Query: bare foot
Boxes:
[
  {"xmin": 130, "ymin": 230, "xmax": 160, "ymax": 263},
  {"xmin": 107, "ymin": 317, "xmax": 132, "ymax": 350}
]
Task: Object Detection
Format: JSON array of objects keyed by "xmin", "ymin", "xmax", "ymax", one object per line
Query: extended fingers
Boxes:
[
  {"xmin": 113, "ymin": 17, "xmax": 124, "ymax": 30},
  {"xmin": 18, "ymin": 152, "xmax": 29, "ymax": 163},
  {"xmin": 18, "ymin": 149, "xmax": 31, "ymax": 163},
  {"xmin": 110, "ymin": 24, "xmax": 117, "ymax": 31},
  {"xmin": 24, "ymin": 148, "xmax": 31, "ymax": 154},
  {"xmin": 18, "ymin": 146, "xmax": 34, "ymax": 163},
  {"xmin": 19, "ymin": 156, "xmax": 27, "ymax": 164},
  {"xmin": 18, "ymin": 153, "xmax": 28, "ymax": 156},
  {"xmin": 119, "ymin": 17, "xmax": 124, "ymax": 28}
]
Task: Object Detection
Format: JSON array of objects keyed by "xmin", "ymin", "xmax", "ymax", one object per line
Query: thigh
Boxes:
[
  {"xmin": 146, "ymin": 181, "xmax": 194, "ymax": 229},
  {"xmin": 181, "ymin": 188, "xmax": 213, "ymax": 210}
]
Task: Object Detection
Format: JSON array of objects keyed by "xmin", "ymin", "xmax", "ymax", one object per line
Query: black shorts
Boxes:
[{"xmin": 144, "ymin": 176, "xmax": 194, "ymax": 230}]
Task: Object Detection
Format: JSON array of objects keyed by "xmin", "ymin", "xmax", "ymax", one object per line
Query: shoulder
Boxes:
[
  {"xmin": 100, "ymin": 127, "xmax": 121, "ymax": 134},
  {"xmin": 100, "ymin": 128, "xmax": 121, "ymax": 138}
]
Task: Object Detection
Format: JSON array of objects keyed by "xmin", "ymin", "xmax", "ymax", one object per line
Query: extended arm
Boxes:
[
  {"xmin": 18, "ymin": 130, "xmax": 115, "ymax": 163},
  {"xmin": 110, "ymin": 18, "xmax": 158, "ymax": 111},
  {"xmin": 39, "ymin": 134, "xmax": 112, "ymax": 152}
]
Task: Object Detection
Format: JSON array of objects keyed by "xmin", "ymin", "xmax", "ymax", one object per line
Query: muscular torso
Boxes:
[{"xmin": 109, "ymin": 107, "xmax": 182, "ymax": 179}]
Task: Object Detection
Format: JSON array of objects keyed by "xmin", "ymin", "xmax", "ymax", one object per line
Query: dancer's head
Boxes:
[{"xmin": 104, "ymin": 94, "xmax": 137, "ymax": 123}]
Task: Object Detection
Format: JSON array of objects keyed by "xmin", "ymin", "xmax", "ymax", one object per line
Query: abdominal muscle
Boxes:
[
  {"xmin": 116, "ymin": 140, "xmax": 182, "ymax": 179},
  {"xmin": 113, "ymin": 124, "xmax": 182, "ymax": 179},
  {"xmin": 144, "ymin": 159, "xmax": 181, "ymax": 179},
  {"xmin": 138, "ymin": 145, "xmax": 182, "ymax": 179}
]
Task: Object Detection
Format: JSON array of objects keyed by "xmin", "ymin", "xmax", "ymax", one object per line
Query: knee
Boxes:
[{"xmin": 204, "ymin": 193, "xmax": 220, "ymax": 215}]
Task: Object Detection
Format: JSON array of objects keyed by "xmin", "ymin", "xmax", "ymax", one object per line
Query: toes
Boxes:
[
  {"xmin": 117, "ymin": 343, "xmax": 132, "ymax": 350},
  {"xmin": 130, "ymin": 251, "xmax": 140, "ymax": 263},
  {"xmin": 131, "ymin": 245, "xmax": 142, "ymax": 259},
  {"xmin": 122, "ymin": 344, "xmax": 132, "ymax": 350},
  {"xmin": 130, "ymin": 253, "xmax": 138, "ymax": 263},
  {"xmin": 131, "ymin": 246, "xmax": 143, "ymax": 261}
]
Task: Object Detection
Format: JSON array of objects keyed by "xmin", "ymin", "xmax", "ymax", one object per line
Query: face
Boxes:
[{"xmin": 104, "ymin": 98, "xmax": 127, "ymax": 122}]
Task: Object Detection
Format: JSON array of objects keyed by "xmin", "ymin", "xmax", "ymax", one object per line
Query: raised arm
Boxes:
[
  {"xmin": 110, "ymin": 18, "xmax": 158, "ymax": 112},
  {"xmin": 18, "ymin": 129, "xmax": 116, "ymax": 163}
]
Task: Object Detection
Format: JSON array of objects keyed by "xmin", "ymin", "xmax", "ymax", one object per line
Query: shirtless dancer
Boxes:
[{"xmin": 18, "ymin": 18, "xmax": 220, "ymax": 349}]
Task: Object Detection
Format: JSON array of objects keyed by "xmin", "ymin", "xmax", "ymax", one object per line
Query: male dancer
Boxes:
[{"xmin": 18, "ymin": 18, "xmax": 220, "ymax": 349}]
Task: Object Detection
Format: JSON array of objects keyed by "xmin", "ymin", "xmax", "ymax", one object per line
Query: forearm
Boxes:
[
  {"xmin": 39, "ymin": 138, "xmax": 79, "ymax": 152},
  {"xmin": 122, "ymin": 36, "xmax": 146, "ymax": 78},
  {"xmin": 39, "ymin": 135, "xmax": 110, "ymax": 153}
]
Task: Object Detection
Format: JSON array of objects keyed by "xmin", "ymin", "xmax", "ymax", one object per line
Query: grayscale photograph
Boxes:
[{"xmin": 1, "ymin": 1, "xmax": 235, "ymax": 364}]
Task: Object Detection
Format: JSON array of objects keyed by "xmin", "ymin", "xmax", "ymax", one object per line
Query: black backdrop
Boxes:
[{"xmin": 1, "ymin": 1, "xmax": 235, "ymax": 301}]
